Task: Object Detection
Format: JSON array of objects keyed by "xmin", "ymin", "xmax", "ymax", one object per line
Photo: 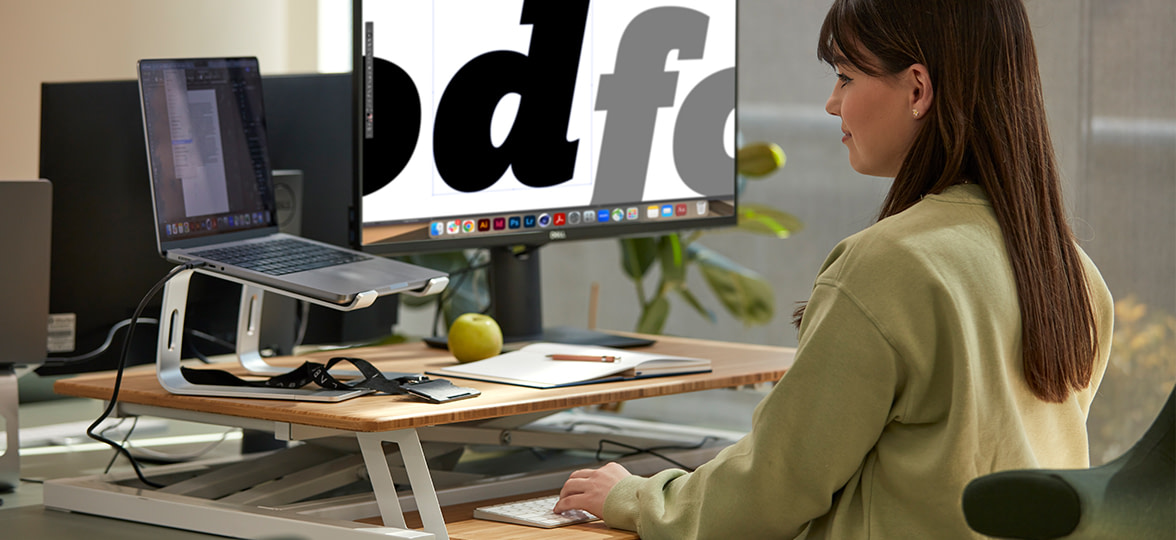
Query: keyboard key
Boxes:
[{"xmin": 192, "ymin": 238, "xmax": 369, "ymax": 275}]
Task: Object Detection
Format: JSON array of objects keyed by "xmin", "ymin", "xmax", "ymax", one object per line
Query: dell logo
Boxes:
[{"xmin": 549, "ymin": 230, "xmax": 567, "ymax": 240}]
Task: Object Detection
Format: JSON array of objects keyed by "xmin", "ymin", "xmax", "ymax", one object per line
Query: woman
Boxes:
[{"xmin": 553, "ymin": 0, "xmax": 1114, "ymax": 537}]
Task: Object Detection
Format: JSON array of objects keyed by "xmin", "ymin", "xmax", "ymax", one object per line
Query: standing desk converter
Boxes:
[{"xmin": 46, "ymin": 333, "xmax": 795, "ymax": 539}]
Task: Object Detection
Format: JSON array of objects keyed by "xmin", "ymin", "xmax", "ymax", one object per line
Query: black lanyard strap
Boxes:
[{"xmin": 180, "ymin": 356, "xmax": 480, "ymax": 403}]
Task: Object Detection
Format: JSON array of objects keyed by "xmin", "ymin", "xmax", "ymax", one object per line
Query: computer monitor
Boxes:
[
  {"xmin": 355, "ymin": 0, "xmax": 737, "ymax": 343},
  {"xmin": 0, "ymin": 180, "xmax": 51, "ymax": 368}
]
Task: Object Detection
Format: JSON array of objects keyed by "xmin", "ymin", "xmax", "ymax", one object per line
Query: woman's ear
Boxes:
[{"xmin": 908, "ymin": 63, "xmax": 933, "ymax": 119}]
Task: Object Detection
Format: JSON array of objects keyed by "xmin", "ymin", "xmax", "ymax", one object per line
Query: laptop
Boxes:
[{"xmin": 137, "ymin": 57, "xmax": 446, "ymax": 306}]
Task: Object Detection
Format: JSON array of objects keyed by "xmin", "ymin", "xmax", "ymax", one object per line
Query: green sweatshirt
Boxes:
[{"xmin": 602, "ymin": 184, "xmax": 1114, "ymax": 539}]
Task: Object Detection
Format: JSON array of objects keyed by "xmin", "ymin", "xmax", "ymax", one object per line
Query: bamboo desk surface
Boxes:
[
  {"xmin": 49, "ymin": 333, "xmax": 794, "ymax": 539},
  {"xmin": 53, "ymin": 333, "xmax": 795, "ymax": 434}
]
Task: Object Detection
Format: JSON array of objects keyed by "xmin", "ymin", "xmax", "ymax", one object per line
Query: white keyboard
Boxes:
[{"xmin": 473, "ymin": 494, "xmax": 599, "ymax": 528}]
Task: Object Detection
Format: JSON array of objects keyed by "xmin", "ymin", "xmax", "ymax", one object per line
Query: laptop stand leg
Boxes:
[
  {"xmin": 235, "ymin": 284, "xmax": 289, "ymax": 376},
  {"xmin": 156, "ymin": 268, "xmax": 194, "ymax": 394}
]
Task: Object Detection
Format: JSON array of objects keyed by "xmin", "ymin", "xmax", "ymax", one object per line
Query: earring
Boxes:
[{"xmin": 913, "ymin": 109, "xmax": 920, "ymax": 118}]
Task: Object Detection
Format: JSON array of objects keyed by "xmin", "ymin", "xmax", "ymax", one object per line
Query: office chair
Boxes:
[{"xmin": 962, "ymin": 386, "xmax": 1175, "ymax": 539}]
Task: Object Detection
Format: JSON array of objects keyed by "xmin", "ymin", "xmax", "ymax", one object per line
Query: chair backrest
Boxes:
[{"xmin": 962, "ymin": 386, "xmax": 1176, "ymax": 539}]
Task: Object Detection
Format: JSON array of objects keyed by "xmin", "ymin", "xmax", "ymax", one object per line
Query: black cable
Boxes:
[
  {"xmin": 185, "ymin": 327, "xmax": 235, "ymax": 351},
  {"xmin": 437, "ymin": 252, "xmax": 488, "ymax": 305},
  {"xmin": 40, "ymin": 317, "xmax": 234, "ymax": 368},
  {"xmin": 293, "ymin": 300, "xmax": 311, "ymax": 348},
  {"xmin": 430, "ymin": 250, "xmax": 492, "ymax": 337},
  {"xmin": 42, "ymin": 318, "xmax": 139, "ymax": 364},
  {"xmin": 596, "ymin": 439, "xmax": 691, "ymax": 470},
  {"xmin": 103, "ymin": 417, "xmax": 136, "ymax": 474},
  {"xmin": 184, "ymin": 341, "xmax": 214, "ymax": 364},
  {"xmin": 86, "ymin": 262, "xmax": 202, "ymax": 489},
  {"xmin": 595, "ymin": 437, "xmax": 719, "ymax": 472}
]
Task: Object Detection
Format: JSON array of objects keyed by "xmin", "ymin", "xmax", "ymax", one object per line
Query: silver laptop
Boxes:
[{"xmin": 137, "ymin": 57, "xmax": 445, "ymax": 305}]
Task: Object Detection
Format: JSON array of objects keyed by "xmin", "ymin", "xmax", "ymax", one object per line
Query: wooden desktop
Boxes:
[{"xmin": 48, "ymin": 333, "xmax": 794, "ymax": 539}]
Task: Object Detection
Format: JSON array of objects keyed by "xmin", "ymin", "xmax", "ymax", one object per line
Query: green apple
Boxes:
[{"xmin": 447, "ymin": 312, "xmax": 504, "ymax": 363}]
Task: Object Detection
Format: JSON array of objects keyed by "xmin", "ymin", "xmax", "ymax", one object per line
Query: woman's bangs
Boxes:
[{"xmin": 817, "ymin": 0, "xmax": 882, "ymax": 76}]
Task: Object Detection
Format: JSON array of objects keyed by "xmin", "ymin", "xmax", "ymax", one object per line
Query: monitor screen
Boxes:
[
  {"xmin": 356, "ymin": 0, "xmax": 737, "ymax": 341},
  {"xmin": 138, "ymin": 58, "xmax": 278, "ymax": 247}
]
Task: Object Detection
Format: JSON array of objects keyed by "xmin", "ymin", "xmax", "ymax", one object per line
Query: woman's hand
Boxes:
[{"xmin": 552, "ymin": 462, "xmax": 633, "ymax": 517}]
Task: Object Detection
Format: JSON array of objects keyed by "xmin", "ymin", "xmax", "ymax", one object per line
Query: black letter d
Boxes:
[{"xmin": 433, "ymin": 0, "xmax": 588, "ymax": 192}]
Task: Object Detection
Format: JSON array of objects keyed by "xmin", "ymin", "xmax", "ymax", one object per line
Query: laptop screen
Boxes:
[{"xmin": 139, "ymin": 57, "xmax": 277, "ymax": 248}]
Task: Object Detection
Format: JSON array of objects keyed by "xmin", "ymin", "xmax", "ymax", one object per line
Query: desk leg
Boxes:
[{"xmin": 357, "ymin": 429, "xmax": 448, "ymax": 540}]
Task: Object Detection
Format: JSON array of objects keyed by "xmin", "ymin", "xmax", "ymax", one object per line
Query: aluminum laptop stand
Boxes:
[{"xmin": 156, "ymin": 266, "xmax": 447, "ymax": 402}]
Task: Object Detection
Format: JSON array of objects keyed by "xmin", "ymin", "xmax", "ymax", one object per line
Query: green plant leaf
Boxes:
[
  {"xmin": 620, "ymin": 237, "xmax": 658, "ymax": 280},
  {"xmin": 658, "ymin": 235, "xmax": 687, "ymax": 286},
  {"xmin": 399, "ymin": 292, "xmax": 436, "ymax": 308},
  {"xmin": 690, "ymin": 244, "xmax": 775, "ymax": 326},
  {"xmin": 738, "ymin": 204, "xmax": 804, "ymax": 239},
  {"xmin": 676, "ymin": 287, "xmax": 717, "ymax": 323},
  {"xmin": 397, "ymin": 251, "xmax": 488, "ymax": 329},
  {"xmin": 396, "ymin": 252, "xmax": 472, "ymax": 308},
  {"xmin": 636, "ymin": 296, "xmax": 671, "ymax": 335},
  {"xmin": 441, "ymin": 285, "xmax": 487, "ymax": 329}
]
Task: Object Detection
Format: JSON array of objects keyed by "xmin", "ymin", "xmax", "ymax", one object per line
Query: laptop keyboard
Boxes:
[{"xmin": 192, "ymin": 238, "xmax": 370, "ymax": 276}]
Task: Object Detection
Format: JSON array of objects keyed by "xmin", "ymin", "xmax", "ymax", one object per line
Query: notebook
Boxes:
[
  {"xmin": 427, "ymin": 342, "xmax": 712, "ymax": 388},
  {"xmin": 137, "ymin": 57, "xmax": 446, "ymax": 305}
]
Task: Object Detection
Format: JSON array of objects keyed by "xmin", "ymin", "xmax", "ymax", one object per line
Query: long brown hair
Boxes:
[{"xmin": 811, "ymin": 0, "xmax": 1099, "ymax": 403}]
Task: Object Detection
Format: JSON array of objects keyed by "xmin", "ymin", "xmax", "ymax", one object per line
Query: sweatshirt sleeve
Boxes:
[{"xmin": 601, "ymin": 279, "xmax": 907, "ymax": 539}]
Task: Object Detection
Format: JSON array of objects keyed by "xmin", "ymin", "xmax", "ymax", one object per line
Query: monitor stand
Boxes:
[
  {"xmin": 424, "ymin": 246, "xmax": 656, "ymax": 350},
  {"xmin": 0, "ymin": 365, "xmax": 18, "ymax": 492}
]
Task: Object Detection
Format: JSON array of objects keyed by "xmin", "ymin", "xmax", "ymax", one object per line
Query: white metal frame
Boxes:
[
  {"xmin": 43, "ymin": 408, "xmax": 451, "ymax": 539},
  {"xmin": 42, "ymin": 404, "xmax": 736, "ymax": 539}
]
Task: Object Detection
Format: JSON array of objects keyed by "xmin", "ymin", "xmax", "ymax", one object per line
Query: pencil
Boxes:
[{"xmin": 547, "ymin": 354, "xmax": 619, "ymax": 363}]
